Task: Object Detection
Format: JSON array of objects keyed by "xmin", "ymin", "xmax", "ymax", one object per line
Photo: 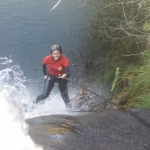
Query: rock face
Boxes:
[
  {"xmin": 70, "ymin": 88, "xmax": 106, "ymax": 111},
  {"xmin": 26, "ymin": 109, "xmax": 150, "ymax": 150}
]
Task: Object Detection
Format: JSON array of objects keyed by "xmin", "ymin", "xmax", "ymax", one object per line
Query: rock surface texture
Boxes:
[{"xmin": 26, "ymin": 108, "xmax": 150, "ymax": 150}]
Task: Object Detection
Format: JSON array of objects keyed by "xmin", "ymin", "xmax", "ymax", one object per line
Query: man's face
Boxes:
[{"xmin": 52, "ymin": 50, "xmax": 61, "ymax": 61}]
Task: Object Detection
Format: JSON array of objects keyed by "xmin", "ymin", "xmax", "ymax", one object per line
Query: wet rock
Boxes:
[
  {"xmin": 26, "ymin": 109, "xmax": 150, "ymax": 150},
  {"xmin": 109, "ymin": 92, "xmax": 131, "ymax": 108},
  {"xmin": 117, "ymin": 93, "xmax": 131, "ymax": 105},
  {"xmin": 117, "ymin": 77, "xmax": 132, "ymax": 92},
  {"xmin": 70, "ymin": 89, "xmax": 105, "ymax": 111}
]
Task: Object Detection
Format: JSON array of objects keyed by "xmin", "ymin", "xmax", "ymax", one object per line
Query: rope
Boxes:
[
  {"xmin": 68, "ymin": 79, "xmax": 150, "ymax": 128},
  {"xmin": 68, "ymin": 79, "xmax": 124, "ymax": 109}
]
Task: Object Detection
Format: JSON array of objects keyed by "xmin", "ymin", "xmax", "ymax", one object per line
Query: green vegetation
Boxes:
[
  {"xmin": 120, "ymin": 51, "xmax": 150, "ymax": 109},
  {"xmin": 87, "ymin": 0, "xmax": 150, "ymax": 109},
  {"xmin": 111, "ymin": 67, "xmax": 120, "ymax": 91},
  {"xmin": 88, "ymin": 0, "xmax": 147, "ymax": 81}
]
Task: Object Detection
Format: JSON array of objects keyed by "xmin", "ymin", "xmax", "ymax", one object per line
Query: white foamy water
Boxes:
[
  {"xmin": 25, "ymin": 94, "xmax": 70, "ymax": 118},
  {"xmin": 0, "ymin": 57, "xmax": 43, "ymax": 150},
  {"xmin": 0, "ymin": 90, "xmax": 43, "ymax": 150}
]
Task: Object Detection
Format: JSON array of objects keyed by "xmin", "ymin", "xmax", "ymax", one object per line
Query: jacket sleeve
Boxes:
[
  {"xmin": 42, "ymin": 64, "xmax": 47, "ymax": 75},
  {"xmin": 64, "ymin": 66, "xmax": 71, "ymax": 77}
]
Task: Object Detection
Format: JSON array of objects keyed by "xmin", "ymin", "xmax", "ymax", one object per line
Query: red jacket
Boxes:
[{"xmin": 43, "ymin": 54, "xmax": 70, "ymax": 76}]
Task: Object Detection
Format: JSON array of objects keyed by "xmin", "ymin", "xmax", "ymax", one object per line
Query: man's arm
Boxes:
[
  {"xmin": 42, "ymin": 64, "xmax": 47, "ymax": 79},
  {"xmin": 65, "ymin": 66, "xmax": 71, "ymax": 77},
  {"xmin": 61, "ymin": 66, "xmax": 71, "ymax": 79}
]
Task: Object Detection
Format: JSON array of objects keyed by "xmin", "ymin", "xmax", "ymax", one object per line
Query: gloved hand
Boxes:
[{"xmin": 60, "ymin": 74, "xmax": 67, "ymax": 79}]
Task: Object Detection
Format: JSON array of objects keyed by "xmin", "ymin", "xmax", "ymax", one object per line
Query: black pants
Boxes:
[{"xmin": 36, "ymin": 76, "xmax": 70, "ymax": 106}]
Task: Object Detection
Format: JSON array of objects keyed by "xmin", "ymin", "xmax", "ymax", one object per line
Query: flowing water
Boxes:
[
  {"xmin": 0, "ymin": 57, "xmax": 43, "ymax": 150},
  {"xmin": 0, "ymin": 0, "xmax": 94, "ymax": 149}
]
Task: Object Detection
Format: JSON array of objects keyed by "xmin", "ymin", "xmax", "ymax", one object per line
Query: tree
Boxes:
[{"xmin": 87, "ymin": 0, "xmax": 149, "ymax": 80}]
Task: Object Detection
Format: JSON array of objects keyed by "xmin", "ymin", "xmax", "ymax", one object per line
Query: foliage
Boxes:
[
  {"xmin": 118, "ymin": 50, "xmax": 150, "ymax": 109},
  {"xmin": 87, "ymin": 0, "xmax": 149, "ymax": 81},
  {"xmin": 86, "ymin": 0, "xmax": 150, "ymax": 109},
  {"xmin": 111, "ymin": 67, "xmax": 120, "ymax": 91}
]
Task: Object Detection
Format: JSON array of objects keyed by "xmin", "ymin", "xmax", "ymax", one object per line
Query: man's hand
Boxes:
[
  {"xmin": 60, "ymin": 74, "xmax": 67, "ymax": 79},
  {"xmin": 44, "ymin": 75, "xmax": 47, "ymax": 79}
]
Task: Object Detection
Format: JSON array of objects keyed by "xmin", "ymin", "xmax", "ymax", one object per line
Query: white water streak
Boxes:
[{"xmin": 49, "ymin": 0, "xmax": 61, "ymax": 12}]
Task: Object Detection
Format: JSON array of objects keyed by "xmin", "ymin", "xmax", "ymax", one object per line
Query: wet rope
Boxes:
[
  {"xmin": 68, "ymin": 79, "xmax": 124, "ymax": 109},
  {"xmin": 69, "ymin": 79, "xmax": 150, "ymax": 128}
]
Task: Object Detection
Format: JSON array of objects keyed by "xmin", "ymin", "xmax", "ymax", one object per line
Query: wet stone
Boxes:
[{"xmin": 26, "ymin": 109, "xmax": 150, "ymax": 150}]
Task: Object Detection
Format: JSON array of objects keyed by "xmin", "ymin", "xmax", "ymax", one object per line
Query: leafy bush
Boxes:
[{"xmin": 88, "ymin": 0, "xmax": 148, "ymax": 81}]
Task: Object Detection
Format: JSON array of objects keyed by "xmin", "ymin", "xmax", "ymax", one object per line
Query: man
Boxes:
[{"xmin": 35, "ymin": 44, "xmax": 71, "ymax": 108}]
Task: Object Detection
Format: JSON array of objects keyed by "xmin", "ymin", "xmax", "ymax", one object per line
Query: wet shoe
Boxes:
[{"xmin": 66, "ymin": 102, "xmax": 72, "ymax": 111}]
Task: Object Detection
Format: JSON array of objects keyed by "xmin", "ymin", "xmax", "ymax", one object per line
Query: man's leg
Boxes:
[
  {"xmin": 58, "ymin": 79, "xmax": 70, "ymax": 107},
  {"xmin": 35, "ymin": 77, "xmax": 54, "ymax": 103}
]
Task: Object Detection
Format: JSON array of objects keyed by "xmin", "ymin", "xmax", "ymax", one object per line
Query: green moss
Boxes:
[
  {"xmin": 125, "ymin": 94, "xmax": 150, "ymax": 109},
  {"xmin": 113, "ymin": 51, "xmax": 150, "ymax": 109}
]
